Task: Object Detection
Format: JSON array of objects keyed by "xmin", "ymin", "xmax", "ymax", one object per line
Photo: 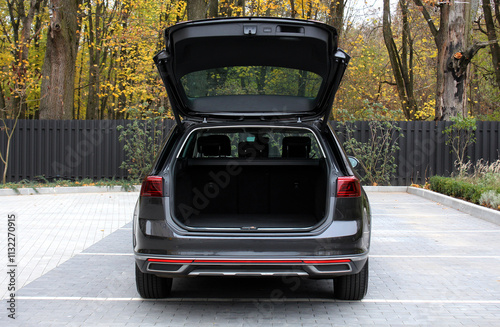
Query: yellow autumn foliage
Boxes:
[{"xmin": 0, "ymin": 0, "xmax": 497, "ymax": 120}]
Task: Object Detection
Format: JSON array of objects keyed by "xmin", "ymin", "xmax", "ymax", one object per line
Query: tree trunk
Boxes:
[
  {"xmin": 6, "ymin": 0, "xmax": 43, "ymax": 118},
  {"xmin": 414, "ymin": 0, "xmax": 480, "ymax": 120},
  {"xmin": 238, "ymin": 0, "xmax": 245, "ymax": 16},
  {"xmin": 481, "ymin": 0, "xmax": 500, "ymax": 87},
  {"xmin": 383, "ymin": 0, "xmax": 418, "ymax": 120},
  {"xmin": 437, "ymin": 1, "xmax": 472, "ymax": 120},
  {"xmin": 33, "ymin": 0, "xmax": 47, "ymax": 49},
  {"xmin": 208, "ymin": 0, "xmax": 218, "ymax": 18},
  {"xmin": 39, "ymin": 0, "xmax": 82, "ymax": 119},
  {"xmin": 290, "ymin": 0, "xmax": 296, "ymax": 18},
  {"xmin": 116, "ymin": 3, "xmax": 130, "ymax": 120},
  {"xmin": 186, "ymin": 0, "xmax": 208, "ymax": 97},
  {"xmin": 494, "ymin": 0, "xmax": 500, "ymax": 24},
  {"xmin": 328, "ymin": 0, "xmax": 345, "ymax": 38},
  {"xmin": 86, "ymin": 0, "xmax": 102, "ymax": 120},
  {"xmin": 0, "ymin": 84, "xmax": 6, "ymax": 118},
  {"xmin": 187, "ymin": 0, "xmax": 207, "ymax": 20}
]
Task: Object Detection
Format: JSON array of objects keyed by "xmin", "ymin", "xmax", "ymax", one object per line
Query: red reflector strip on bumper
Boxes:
[{"xmin": 147, "ymin": 258, "xmax": 351, "ymax": 264}]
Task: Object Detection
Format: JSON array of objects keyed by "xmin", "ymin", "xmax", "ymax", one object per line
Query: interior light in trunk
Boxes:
[
  {"xmin": 141, "ymin": 176, "xmax": 163, "ymax": 197},
  {"xmin": 337, "ymin": 176, "xmax": 361, "ymax": 198}
]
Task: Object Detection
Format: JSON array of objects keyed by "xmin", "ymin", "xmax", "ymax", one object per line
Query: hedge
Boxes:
[{"xmin": 429, "ymin": 176, "xmax": 489, "ymax": 205}]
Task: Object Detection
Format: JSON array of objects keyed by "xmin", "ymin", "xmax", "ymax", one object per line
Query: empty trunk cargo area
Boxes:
[{"xmin": 173, "ymin": 159, "xmax": 328, "ymax": 229}]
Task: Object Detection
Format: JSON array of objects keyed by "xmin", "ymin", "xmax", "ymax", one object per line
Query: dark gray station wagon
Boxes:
[{"xmin": 134, "ymin": 17, "xmax": 371, "ymax": 300}]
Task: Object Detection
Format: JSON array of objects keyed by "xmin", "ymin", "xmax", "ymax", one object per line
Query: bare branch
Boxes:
[
  {"xmin": 412, "ymin": 0, "xmax": 439, "ymax": 40},
  {"xmin": 449, "ymin": 41, "xmax": 498, "ymax": 77},
  {"xmin": 474, "ymin": 16, "xmax": 488, "ymax": 35}
]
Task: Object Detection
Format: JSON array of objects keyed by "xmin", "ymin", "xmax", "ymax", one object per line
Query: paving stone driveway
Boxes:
[{"xmin": 1, "ymin": 191, "xmax": 500, "ymax": 326}]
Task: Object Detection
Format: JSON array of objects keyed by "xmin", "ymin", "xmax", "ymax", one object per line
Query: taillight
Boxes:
[
  {"xmin": 140, "ymin": 176, "xmax": 163, "ymax": 197},
  {"xmin": 337, "ymin": 176, "xmax": 361, "ymax": 198}
]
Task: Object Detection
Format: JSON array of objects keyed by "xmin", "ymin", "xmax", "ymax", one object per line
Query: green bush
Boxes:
[
  {"xmin": 429, "ymin": 176, "xmax": 492, "ymax": 205},
  {"xmin": 117, "ymin": 106, "xmax": 166, "ymax": 182},
  {"xmin": 336, "ymin": 102, "xmax": 403, "ymax": 186},
  {"xmin": 442, "ymin": 114, "xmax": 477, "ymax": 169}
]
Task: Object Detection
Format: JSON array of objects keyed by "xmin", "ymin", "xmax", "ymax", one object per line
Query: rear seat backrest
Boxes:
[{"xmin": 197, "ymin": 135, "xmax": 231, "ymax": 157}]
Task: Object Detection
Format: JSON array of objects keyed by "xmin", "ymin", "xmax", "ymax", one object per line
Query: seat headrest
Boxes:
[
  {"xmin": 238, "ymin": 138, "xmax": 269, "ymax": 158},
  {"xmin": 282, "ymin": 136, "xmax": 311, "ymax": 158},
  {"xmin": 197, "ymin": 135, "xmax": 231, "ymax": 157}
]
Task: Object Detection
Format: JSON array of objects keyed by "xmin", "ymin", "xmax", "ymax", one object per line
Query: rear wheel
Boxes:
[
  {"xmin": 135, "ymin": 264, "xmax": 172, "ymax": 298},
  {"xmin": 333, "ymin": 259, "xmax": 368, "ymax": 300}
]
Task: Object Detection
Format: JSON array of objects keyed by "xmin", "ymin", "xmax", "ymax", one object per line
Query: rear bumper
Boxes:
[{"xmin": 135, "ymin": 253, "xmax": 368, "ymax": 278}]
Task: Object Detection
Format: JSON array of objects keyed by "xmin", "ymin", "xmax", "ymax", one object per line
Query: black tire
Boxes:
[
  {"xmin": 135, "ymin": 264, "xmax": 173, "ymax": 298},
  {"xmin": 333, "ymin": 259, "xmax": 369, "ymax": 300}
]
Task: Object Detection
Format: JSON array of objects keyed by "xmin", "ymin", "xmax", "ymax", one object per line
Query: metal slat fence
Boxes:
[
  {"xmin": 0, "ymin": 119, "xmax": 175, "ymax": 182},
  {"xmin": 0, "ymin": 119, "xmax": 498, "ymax": 185},
  {"xmin": 334, "ymin": 121, "xmax": 499, "ymax": 185}
]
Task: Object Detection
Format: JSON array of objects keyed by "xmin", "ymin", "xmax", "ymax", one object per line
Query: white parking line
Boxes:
[
  {"xmin": 374, "ymin": 230, "xmax": 500, "ymax": 233},
  {"xmin": 369, "ymin": 203, "xmax": 435, "ymax": 205},
  {"xmin": 16, "ymin": 296, "xmax": 500, "ymax": 304},
  {"xmin": 361, "ymin": 299, "xmax": 500, "ymax": 304},
  {"xmin": 77, "ymin": 253, "xmax": 133, "ymax": 256},
  {"xmin": 371, "ymin": 255, "xmax": 500, "ymax": 259},
  {"xmin": 372, "ymin": 214, "xmax": 469, "ymax": 216}
]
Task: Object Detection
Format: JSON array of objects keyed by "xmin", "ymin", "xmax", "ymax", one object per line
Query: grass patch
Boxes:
[{"xmin": 0, "ymin": 178, "xmax": 140, "ymax": 192}]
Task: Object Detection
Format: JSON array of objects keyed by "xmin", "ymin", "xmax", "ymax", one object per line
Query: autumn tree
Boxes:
[
  {"xmin": 478, "ymin": 0, "xmax": 500, "ymax": 88},
  {"xmin": 1, "ymin": 0, "xmax": 44, "ymax": 118},
  {"xmin": 383, "ymin": 0, "xmax": 419, "ymax": 120},
  {"xmin": 413, "ymin": 0, "xmax": 492, "ymax": 120},
  {"xmin": 335, "ymin": 30, "xmax": 399, "ymax": 119},
  {"xmin": 84, "ymin": 0, "xmax": 105, "ymax": 119},
  {"xmin": 219, "ymin": 0, "xmax": 245, "ymax": 16},
  {"xmin": 5, "ymin": 0, "xmax": 496, "ymax": 121},
  {"xmin": 39, "ymin": 0, "xmax": 82, "ymax": 119}
]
